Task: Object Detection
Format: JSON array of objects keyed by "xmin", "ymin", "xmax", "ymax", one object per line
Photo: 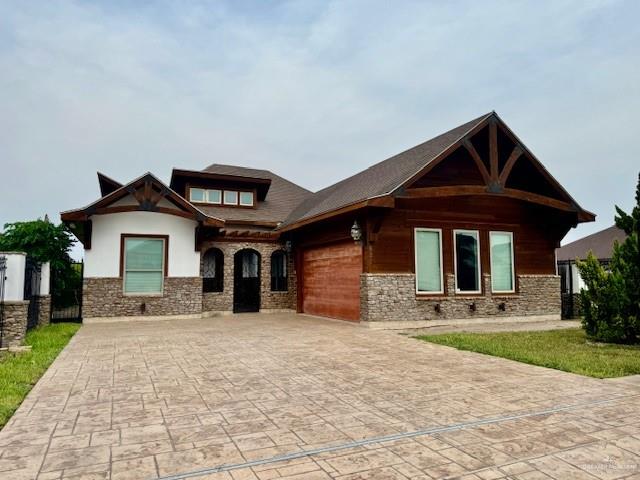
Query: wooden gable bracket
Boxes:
[{"xmin": 462, "ymin": 139, "xmax": 495, "ymax": 191}]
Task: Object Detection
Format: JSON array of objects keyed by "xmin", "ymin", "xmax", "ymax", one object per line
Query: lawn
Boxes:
[
  {"xmin": 416, "ymin": 328, "xmax": 640, "ymax": 378},
  {"xmin": 0, "ymin": 322, "xmax": 80, "ymax": 428}
]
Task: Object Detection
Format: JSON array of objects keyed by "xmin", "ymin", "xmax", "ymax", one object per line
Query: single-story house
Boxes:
[
  {"xmin": 61, "ymin": 112, "xmax": 594, "ymax": 325},
  {"xmin": 556, "ymin": 225, "xmax": 627, "ymax": 318}
]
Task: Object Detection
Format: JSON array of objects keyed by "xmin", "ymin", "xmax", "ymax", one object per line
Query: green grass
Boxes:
[
  {"xmin": 416, "ymin": 328, "xmax": 640, "ymax": 378},
  {"xmin": 0, "ymin": 323, "xmax": 80, "ymax": 428}
]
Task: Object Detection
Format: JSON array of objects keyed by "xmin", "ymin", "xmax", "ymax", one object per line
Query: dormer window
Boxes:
[
  {"xmin": 188, "ymin": 187, "xmax": 255, "ymax": 207},
  {"xmin": 223, "ymin": 190, "xmax": 238, "ymax": 205},
  {"xmin": 189, "ymin": 188, "xmax": 221, "ymax": 204},
  {"xmin": 239, "ymin": 191, "xmax": 254, "ymax": 206}
]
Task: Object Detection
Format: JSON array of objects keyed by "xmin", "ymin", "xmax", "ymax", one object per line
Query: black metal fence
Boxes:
[{"xmin": 51, "ymin": 261, "xmax": 83, "ymax": 322}]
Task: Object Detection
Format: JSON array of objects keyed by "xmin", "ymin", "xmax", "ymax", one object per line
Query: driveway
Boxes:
[{"xmin": 1, "ymin": 314, "xmax": 639, "ymax": 480}]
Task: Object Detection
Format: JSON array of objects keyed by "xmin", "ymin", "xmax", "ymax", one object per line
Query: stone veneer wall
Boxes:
[
  {"xmin": 83, "ymin": 277, "xmax": 202, "ymax": 318},
  {"xmin": 36, "ymin": 295, "xmax": 51, "ymax": 327},
  {"xmin": 200, "ymin": 241, "xmax": 296, "ymax": 313},
  {"xmin": 360, "ymin": 273, "xmax": 560, "ymax": 322},
  {"xmin": 0, "ymin": 301, "xmax": 29, "ymax": 347}
]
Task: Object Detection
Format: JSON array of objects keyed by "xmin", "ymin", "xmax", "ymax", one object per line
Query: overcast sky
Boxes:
[{"xmin": 1, "ymin": 0, "xmax": 638, "ymax": 257}]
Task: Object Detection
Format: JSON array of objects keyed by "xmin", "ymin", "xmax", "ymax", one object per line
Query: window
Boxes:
[
  {"xmin": 202, "ymin": 248, "xmax": 223, "ymax": 292},
  {"xmin": 207, "ymin": 189, "xmax": 221, "ymax": 204},
  {"xmin": 490, "ymin": 231, "xmax": 515, "ymax": 293},
  {"xmin": 123, "ymin": 236, "xmax": 166, "ymax": 294},
  {"xmin": 271, "ymin": 251, "xmax": 287, "ymax": 291},
  {"xmin": 190, "ymin": 188, "xmax": 205, "ymax": 203},
  {"xmin": 239, "ymin": 191, "xmax": 254, "ymax": 206},
  {"xmin": 242, "ymin": 251, "xmax": 259, "ymax": 278},
  {"xmin": 224, "ymin": 190, "xmax": 238, "ymax": 205},
  {"xmin": 414, "ymin": 228, "xmax": 443, "ymax": 293},
  {"xmin": 189, "ymin": 188, "xmax": 221, "ymax": 204},
  {"xmin": 454, "ymin": 230, "xmax": 481, "ymax": 293}
]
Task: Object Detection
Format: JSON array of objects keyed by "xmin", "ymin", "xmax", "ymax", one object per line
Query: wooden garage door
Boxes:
[{"xmin": 302, "ymin": 242, "xmax": 362, "ymax": 322}]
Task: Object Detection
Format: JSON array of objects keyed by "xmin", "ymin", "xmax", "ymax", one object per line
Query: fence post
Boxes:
[{"xmin": 0, "ymin": 252, "xmax": 28, "ymax": 347}]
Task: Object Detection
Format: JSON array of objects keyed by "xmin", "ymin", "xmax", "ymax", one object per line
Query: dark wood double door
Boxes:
[{"xmin": 233, "ymin": 249, "xmax": 261, "ymax": 313}]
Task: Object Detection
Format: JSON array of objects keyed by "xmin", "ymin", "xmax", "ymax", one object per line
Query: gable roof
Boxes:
[
  {"xmin": 556, "ymin": 225, "xmax": 627, "ymax": 261},
  {"xmin": 97, "ymin": 172, "xmax": 123, "ymax": 197},
  {"xmin": 190, "ymin": 164, "xmax": 312, "ymax": 226},
  {"xmin": 280, "ymin": 111, "xmax": 593, "ymax": 230},
  {"xmin": 280, "ymin": 113, "xmax": 491, "ymax": 229},
  {"xmin": 61, "ymin": 172, "xmax": 224, "ymax": 227}
]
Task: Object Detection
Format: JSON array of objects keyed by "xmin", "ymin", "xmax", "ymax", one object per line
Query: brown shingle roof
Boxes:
[
  {"xmin": 556, "ymin": 226, "xmax": 627, "ymax": 261},
  {"xmin": 280, "ymin": 112, "xmax": 493, "ymax": 228},
  {"xmin": 195, "ymin": 164, "xmax": 312, "ymax": 225}
]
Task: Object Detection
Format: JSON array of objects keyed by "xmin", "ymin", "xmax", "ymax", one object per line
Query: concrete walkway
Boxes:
[{"xmin": 0, "ymin": 314, "xmax": 638, "ymax": 479}]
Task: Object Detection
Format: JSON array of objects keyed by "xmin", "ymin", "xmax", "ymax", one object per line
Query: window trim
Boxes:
[
  {"xmin": 223, "ymin": 190, "xmax": 239, "ymax": 205},
  {"xmin": 239, "ymin": 191, "xmax": 254, "ymax": 207},
  {"xmin": 453, "ymin": 229, "xmax": 482, "ymax": 294},
  {"xmin": 489, "ymin": 231, "xmax": 516, "ymax": 294},
  {"xmin": 119, "ymin": 234, "xmax": 169, "ymax": 296},
  {"xmin": 414, "ymin": 228, "xmax": 444, "ymax": 295},
  {"xmin": 206, "ymin": 189, "xmax": 222, "ymax": 205},
  {"xmin": 189, "ymin": 187, "xmax": 206, "ymax": 203}
]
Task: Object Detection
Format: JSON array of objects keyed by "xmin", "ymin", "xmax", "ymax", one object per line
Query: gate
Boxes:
[
  {"xmin": 0, "ymin": 255, "xmax": 6, "ymax": 344},
  {"xmin": 24, "ymin": 257, "xmax": 41, "ymax": 329},
  {"xmin": 51, "ymin": 261, "xmax": 83, "ymax": 322}
]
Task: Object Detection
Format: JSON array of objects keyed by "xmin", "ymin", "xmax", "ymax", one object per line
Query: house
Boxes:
[
  {"xmin": 556, "ymin": 225, "xmax": 627, "ymax": 318},
  {"xmin": 61, "ymin": 112, "xmax": 595, "ymax": 325}
]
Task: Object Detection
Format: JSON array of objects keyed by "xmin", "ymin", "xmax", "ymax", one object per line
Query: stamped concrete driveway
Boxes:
[{"xmin": 1, "ymin": 314, "xmax": 639, "ymax": 480}]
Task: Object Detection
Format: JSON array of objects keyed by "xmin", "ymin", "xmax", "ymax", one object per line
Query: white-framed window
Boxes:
[
  {"xmin": 453, "ymin": 229, "xmax": 481, "ymax": 294},
  {"xmin": 123, "ymin": 236, "xmax": 166, "ymax": 295},
  {"xmin": 490, "ymin": 231, "xmax": 515, "ymax": 293},
  {"xmin": 189, "ymin": 188, "xmax": 205, "ymax": 203},
  {"xmin": 414, "ymin": 228, "xmax": 443, "ymax": 294},
  {"xmin": 223, "ymin": 190, "xmax": 238, "ymax": 205},
  {"xmin": 207, "ymin": 189, "xmax": 222, "ymax": 204},
  {"xmin": 239, "ymin": 191, "xmax": 254, "ymax": 206}
]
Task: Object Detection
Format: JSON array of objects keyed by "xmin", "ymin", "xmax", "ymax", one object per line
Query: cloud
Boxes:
[{"xmin": 0, "ymin": 0, "xmax": 638, "ymax": 250}]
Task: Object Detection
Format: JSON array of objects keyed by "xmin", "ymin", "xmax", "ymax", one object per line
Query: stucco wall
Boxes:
[
  {"xmin": 360, "ymin": 273, "xmax": 561, "ymax": 322},
  {"xmin": 84, "ymin": 211, "xmax": 199, "ymax": 278},
  {"xmin": 200, "ymin": 241, "xmax": 296, "ymax": 313}
]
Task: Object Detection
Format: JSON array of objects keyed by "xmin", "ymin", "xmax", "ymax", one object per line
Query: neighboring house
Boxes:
[
  {"xmin": 61, "ymin": 112, "xmax": 594, "ymax": 325},
  {"xmin": 556, "ymin": 225, "xmax": 628, "ymax": 318}
]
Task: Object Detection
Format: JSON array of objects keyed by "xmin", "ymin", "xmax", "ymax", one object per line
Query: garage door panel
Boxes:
[{"xmin": 302, "ymin": 242, "xmax": 361, "ymax": 322}]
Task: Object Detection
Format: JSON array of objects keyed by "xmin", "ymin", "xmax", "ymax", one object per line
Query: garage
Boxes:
[{"xmin": 301, "ymin": 241, "xmax": 362, "ymax": 322}]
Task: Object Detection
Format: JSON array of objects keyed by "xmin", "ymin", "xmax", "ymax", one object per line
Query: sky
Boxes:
[{"xmin": 1, "ymin": 0, "xmax": 639, "ymax": 258}]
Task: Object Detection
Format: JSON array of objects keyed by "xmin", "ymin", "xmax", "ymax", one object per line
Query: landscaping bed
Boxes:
[
  {"xmin": 416, "ymin": 328, "xmax": 640, "ymax": 378},
  {"xmin": 0, "ymin": 322, "xmax": 80, "ymax": 428}
]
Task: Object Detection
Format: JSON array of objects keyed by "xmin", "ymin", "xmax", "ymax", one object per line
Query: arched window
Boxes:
[
  {"xmin": 203, "ymin": 248, "xmax": 224, "ymax": 292},
  {"xmin": 271, "ymin": 250, "xmax": 287, "ymax": 291}
]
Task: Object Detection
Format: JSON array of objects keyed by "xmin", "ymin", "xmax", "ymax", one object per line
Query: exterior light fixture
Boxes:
[{"xmin": 350, "ymin": 221, "xmax": 362, "ymax": 242}]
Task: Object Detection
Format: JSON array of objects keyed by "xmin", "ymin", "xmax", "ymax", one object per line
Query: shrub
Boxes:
[{"xmin": 578, "ymin": 173, "xmax": 640, "ymax": 344}]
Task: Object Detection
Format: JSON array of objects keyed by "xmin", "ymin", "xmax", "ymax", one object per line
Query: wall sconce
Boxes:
[
  {"xmin": 350, "ymin": 220, "xmax": 362, "ymax": 242},
  {"xmin": 469, "ymin": 302, "xmax": 476, "ymax": 312},
  {"xmin": 285, "ymin": 240, "xmax": 293, "ymax": 253},
  {"xmin": 434, "ymin": 303, "xmax": 441, "ymax": 313},
  {"xmin": 498, "ymin": 302, "xmax": 506, "ymax": 311}
]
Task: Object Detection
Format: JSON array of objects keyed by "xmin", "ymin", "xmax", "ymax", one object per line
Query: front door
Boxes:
[{"xmin": 233, "ymin": 249, "xmax": 261, "ymax": 313}]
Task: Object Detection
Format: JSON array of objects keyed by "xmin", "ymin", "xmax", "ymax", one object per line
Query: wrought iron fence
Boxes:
[{"xmin": 51, "ymin": 261, "xmax": 83, "ymax": 322}]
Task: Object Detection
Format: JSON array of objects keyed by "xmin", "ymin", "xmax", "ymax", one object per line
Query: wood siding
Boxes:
[{"xmin": 364, "ymin": 196, "xmax": 571, "ymax": 280}]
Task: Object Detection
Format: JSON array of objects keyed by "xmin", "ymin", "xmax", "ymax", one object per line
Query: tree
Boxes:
[
  {"xmin": 578, "ymin": 173, "xmax": 640, "ymax": 344},
  {"xmin": 0, "ymin": 219, "xmax": 77, "ymax": 306}
]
